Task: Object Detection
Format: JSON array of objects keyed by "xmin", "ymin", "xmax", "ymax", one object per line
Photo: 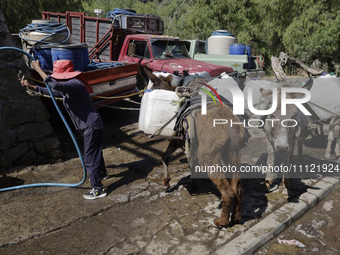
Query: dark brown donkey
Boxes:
[{"xmin": 141, "ymin": 66, "xmax": 244, "ymax": 228}]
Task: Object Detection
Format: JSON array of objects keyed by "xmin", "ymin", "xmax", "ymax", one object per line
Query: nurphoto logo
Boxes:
[{"xmin": 200, "ymin": 84, "xmax": 312, "ymax": 128}]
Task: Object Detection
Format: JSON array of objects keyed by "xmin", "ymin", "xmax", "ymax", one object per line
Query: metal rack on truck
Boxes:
[
  {"xmin": 41, "ymin": 11, "xmax": 233, "ymax": 77},
  {"xmin": 41, "ymin": 11, "xmax": 164, "ymax": 62}
]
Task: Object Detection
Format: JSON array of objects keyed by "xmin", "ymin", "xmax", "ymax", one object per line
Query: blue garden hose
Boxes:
[
  {"xmin": 0, "ymin": 47, "xmax": 86, "ymax": 192},
  {"xmin": 87, "ymin": 60, "xmax": 124, "ymax": 70},
  {"xmin": 106, "ymin": 8, "xmax": 136, "ymax": 20},
  {"xmin": 19, "ymin": 22, "xmax": 70, "ymax": 45}
]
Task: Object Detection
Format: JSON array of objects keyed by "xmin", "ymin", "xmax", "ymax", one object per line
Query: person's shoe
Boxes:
[
  {"xmin": 89, "ymin": 174, "xmax": 110, "ymax": 182},
  {"xmin": 83, "ymin": 188, "xmax": 107, "ymax": 200},
  {"xmin": 101, "ymin": 174, "xmax": 109, "ymax": 180}
]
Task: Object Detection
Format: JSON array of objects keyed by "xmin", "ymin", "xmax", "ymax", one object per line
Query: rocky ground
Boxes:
[
  {"xmin": 255, "ymin": 184, "xmax": 340, "ymax": 255},
  {"xmin": 0, "ymin": 96, "xmax": 339, "ymax": 254}
]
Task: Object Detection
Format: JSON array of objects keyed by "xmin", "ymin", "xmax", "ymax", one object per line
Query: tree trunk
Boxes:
[
  {"xmin": 271, "ymin": 52, "xmax": 324, "ymax": 81},
  {"xmin": 271, "ymin": 56, "xmax": 287, "ymax": 82}
]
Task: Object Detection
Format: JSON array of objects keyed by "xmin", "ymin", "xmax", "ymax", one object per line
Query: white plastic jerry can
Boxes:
[{"xmin": 138, "ymin": 89, "xmax": 180, "ymax": 136}]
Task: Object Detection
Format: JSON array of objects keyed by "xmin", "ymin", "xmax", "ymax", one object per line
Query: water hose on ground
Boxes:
[{"xmin": 0, "ymin": 47, "xmax": 87, "ymax": 192}]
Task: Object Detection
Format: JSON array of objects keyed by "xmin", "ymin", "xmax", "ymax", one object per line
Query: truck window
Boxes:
[
  {"xmin": 196, "ymin": 41, "xmax": 206, "ymax": 54},
  {"xmin": 151, "ymin": 40, "xmax": 190, "ymax": 60},
  {"xmin": 130, "ymin": 40, "xmax": 151, "ymax": 59}
]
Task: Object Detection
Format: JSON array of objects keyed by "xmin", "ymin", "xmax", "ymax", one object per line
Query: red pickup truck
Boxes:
[
  {"xmin": 118, "ymin": 33, "xmax": 232, "ymax": 77},
  {"xmin": 41, "ymin": 11, "xmax": 233, "ymax": 77}
]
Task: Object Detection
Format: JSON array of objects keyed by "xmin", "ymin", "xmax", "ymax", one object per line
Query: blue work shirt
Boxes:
[{"xmin": 35, "ymin": 75, "xmax": 103, "ymax": 136}]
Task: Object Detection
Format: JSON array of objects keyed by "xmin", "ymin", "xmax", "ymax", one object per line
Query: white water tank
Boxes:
[
  {"xmin": 207, "ymin": 30, "xmax": 237, "ymax": 55},
  {"xmin": 20, "ymin": 20, "xmax": 71, "ymax": 56},
  {"xmin": 138, "ymin": 89, "xmax": 180, "ymax": 136}
]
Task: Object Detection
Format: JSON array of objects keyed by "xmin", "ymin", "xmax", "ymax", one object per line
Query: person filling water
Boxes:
[{"xmin": 21, "ymin": 59, "xmax": 108, "ymax": 199}]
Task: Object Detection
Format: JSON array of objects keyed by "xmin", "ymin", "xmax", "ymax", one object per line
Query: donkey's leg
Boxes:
[
  {"xmin": 334, "ymin": 122, "xmax": 340, "ymax": 158},
  {"xmin": 325, "ymin": 119, "xmax": 335, "ymax": 159},
  {"xmin": 209, "ymin": 176, "xmax": 234, "ymax": 228},
  {"xmin": 297, "ymin": 137, "xmax": 305, "ymax": 165},
  {"xmin": 161, "ymin": 139, "xmax": 181, "ymax": 187},
  {"xmin": 335, "ymin": 139, "xmax": 340, "ymax": 158},
  {"xmin": 281, "ymin": 139, "xmax": 296, "ymax": 190},
  {"xmin": 265, "ymin": 141, "xmax": 276, "ymax": 190},
  {"xmin": 230, "ymin": 176, "xmax": 242, "ymax": 223},
  {"xmin": 281, "ymin": 150, "xmax": 291, "ymax": 190}
]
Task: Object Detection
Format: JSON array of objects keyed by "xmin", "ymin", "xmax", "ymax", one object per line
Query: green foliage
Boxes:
[
  {"xmin": 283, "ymin": 1, "xmax": 340, "ymax": 64},
  {"xmin": 82, "ymin": 0, "xmax": 136, "ymax": 13},
  {"xmin": 83, "ymin": 0, "xmax": 340, "ymax": 70},
  {"xmin": 1, "ymin": 0, "xmax": 89, "ymax": 33},
  {"xmin": 3, "ymin": 0, "xmax": 339, "ymax": 71}
]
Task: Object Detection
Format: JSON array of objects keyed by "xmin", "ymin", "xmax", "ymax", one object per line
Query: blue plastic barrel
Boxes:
[
  {"xmin": 80, "ymin": 43, "xmax": 90, "ymax": 70},
  {"xmin": 229, "ymin": 44, "xmax": 246, "ymax": 55},
  {"xmin": 246, "ymin": 45, "xmax": 251, "ymax": 69},
  {"xmin": 52, "ymin": 44, "xmax": 88, "ymax": 71},
  {"xmin": 31, "ymin": 44, "xmax": 53, "ymax": 70},
  {"xmin": 246, "ymin": 45, "xmax": 251, "ymax": 56}
]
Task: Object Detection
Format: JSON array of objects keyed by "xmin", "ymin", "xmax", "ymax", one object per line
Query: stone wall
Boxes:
[{"xmin": 0, "ymin": 11, "xmax": 62, "ymax": 172}]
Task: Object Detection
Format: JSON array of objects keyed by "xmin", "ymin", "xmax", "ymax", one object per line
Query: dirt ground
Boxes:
[
  {"xmin": 254, "ymin": 184, "xmax": 340, "ymax": 255},
  {"xmin": 28, "ymin": 94, "xmax": 339, "ymax": 193},
  {"xmin": 0, "ymin": 94, "xmax": 339, "ymax": 254}
]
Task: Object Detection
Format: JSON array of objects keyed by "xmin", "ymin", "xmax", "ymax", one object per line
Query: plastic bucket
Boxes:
[
  {"xmin": 229, "ymin": 44, "xmax": 246, "ymax": 55},
  {"xmin": 31, "ymin": 44, "xmax": 53, "ymax": 70},
  {"xmin": 52, "ymin": 44, "xmax": 89, "ymax": 71}
]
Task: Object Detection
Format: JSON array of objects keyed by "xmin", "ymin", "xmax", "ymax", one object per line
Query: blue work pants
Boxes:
[{"xmin": 83, "ymin": 128, "xmax": 106, "ymax": 191}]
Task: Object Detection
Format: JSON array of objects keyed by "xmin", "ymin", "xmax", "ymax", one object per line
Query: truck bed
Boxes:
[
  {"xmin": 83, "ymin": 63, "xmax": 139, "ymax": 108},
  {"xmin": 30, "ymin": 62, "xmax": 139, "ymax": 109}
]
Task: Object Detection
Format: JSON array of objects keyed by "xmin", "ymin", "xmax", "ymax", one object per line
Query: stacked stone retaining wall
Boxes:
[{"xmin": 0, "ymin": 10, "xmax": 62, "ymax": 172}]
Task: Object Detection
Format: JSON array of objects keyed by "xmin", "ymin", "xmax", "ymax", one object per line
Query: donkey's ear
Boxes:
[
  {"xmin": 260, "ymin": 88, "xmax": 269, "ymax": 96},
  {"xmin": 143, "ymin": 66, "xmax": 160, "ymax": 83},
  {"xmin": 260, "ymin": 89, "xmax": 273, "ymax": 99},
  {"xmin": 164, "ymin": 75, "xmax": 173, "ymax": 83}
]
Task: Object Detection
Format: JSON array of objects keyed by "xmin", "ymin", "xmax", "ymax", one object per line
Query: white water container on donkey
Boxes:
[{"xmin": 139, "ymin": 89, "xmax": 180, "ymax": 136}]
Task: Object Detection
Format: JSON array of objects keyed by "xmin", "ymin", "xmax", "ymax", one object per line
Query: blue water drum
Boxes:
[
  {"xmin": 52, "ymin": 44, "xmax": 89, "ymax": 71},
  {"xmin": 246, "ymin": 45, "xmax": 252, "ymax": 69},
  {"xmin": 80, "ymin": 43, "xmax": 90, "ymax": 70},
  {"xmin": 229, "ymin": 43, "xmax": 246, "ymax": 55},
  {"xmin": 31, "ymin": 44, "xmax": 53, "ymax": 70}
]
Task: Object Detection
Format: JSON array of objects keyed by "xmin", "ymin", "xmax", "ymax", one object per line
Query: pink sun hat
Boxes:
[{"xmin": 51, "ymin": 60, "xmax": 81, "ymax": 79}]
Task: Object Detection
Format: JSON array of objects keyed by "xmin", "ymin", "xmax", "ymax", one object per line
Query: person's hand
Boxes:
[
  {"xmin": 20, "ymin": 78, "xmax": 36, "ymax": 90},
  {"xmin": 30, "ymin": 60, "xmax": 47, "ymax": 80},
  {"xmin": 31, "ymin": 60, "xmax": 41, "ymax": 71}
]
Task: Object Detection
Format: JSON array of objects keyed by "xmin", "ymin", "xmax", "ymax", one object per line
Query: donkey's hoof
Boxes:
[
  {"xmin": 266, "ymin": 183, "xmax": 279, "ymax": 193},
  {"xmin": 162, "ymin": 177, "xmax": 171, "ymax": 187},
  {"xmin": 231, "ymin": 213, "xmax": 242, "ymax": 223},
  {"xmin": 213, "ymin": 218, "xmax": 228, "ymax": 229},
  {"xmin": 264, "ymin": 179, "xmax": 279, "ymax": 192}
]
